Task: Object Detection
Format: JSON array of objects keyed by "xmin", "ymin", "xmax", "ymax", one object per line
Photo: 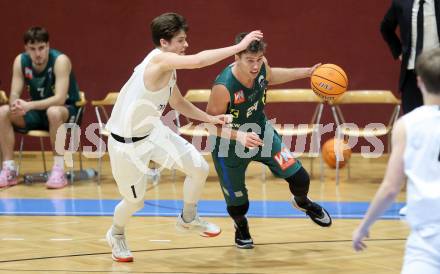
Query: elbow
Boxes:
[
  {"xmin": 383, "ymin": 185, "xmax": 401, "ymax": 200},
  {"xmin": 193, "ymin": 54, "xmax": 206, "ymax": 68},
  {"xmin": 55, "ymin": 95, "xmax": 67, "ymax": 106},
  {"xmin": 195, "ymin": 59, "xmax": 205, "ymax": 69}
]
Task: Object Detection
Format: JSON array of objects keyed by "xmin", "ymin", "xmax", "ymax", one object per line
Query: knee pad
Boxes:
[
  {"xmin": 285, "ymin": 167, "xmax": 310, "ymax": 197},
  {"xmin": 227, "ymin": 201, "xmax": 250, "ymax": 217},
  {"xmin": 190, "ymin": 155, "xmax": 209, "ymax": 180},
  {"xmin": 123, "ymin": 198, "xmax": 144, "ymax": 212}
]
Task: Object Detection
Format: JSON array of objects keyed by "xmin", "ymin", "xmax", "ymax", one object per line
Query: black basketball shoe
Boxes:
[
  {"xmin": 292, "ymin": 197, "xmax": 332, "ymax": 227},
  {"xmin": 234, "ymin": 220, "xmax": 254, "ymax": 249}
]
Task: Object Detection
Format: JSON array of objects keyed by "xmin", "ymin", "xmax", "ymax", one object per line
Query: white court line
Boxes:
[
  {"xmin": 149, "ymin": 239, "xmax": 171, "ymax": 242},
  {"xmin": 50, "ymin": 238, "xmax": 73, "ymax": 241},
  {"xmin": 2, "ymin": 238, "xmax": 24, "ymax": 241}
]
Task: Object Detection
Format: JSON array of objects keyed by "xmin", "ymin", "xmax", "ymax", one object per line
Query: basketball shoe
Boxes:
[
  {"xmin": 176, "ymin": 214, "xmax": 221, "ymax": 237},
  {"xmin": 106, "ymin": 228, "xmax": 134, "ymax": 262},
  {"xmin": 0, "ymin": 166, "xmax": 18, "ymax": 188},
  {"xmin": 234, "ymin": 218, "xmax": 254, "ymax": 249},
  {"xmin": 292, "ymin": 197, "xmax": 332, "ymax": 227}
]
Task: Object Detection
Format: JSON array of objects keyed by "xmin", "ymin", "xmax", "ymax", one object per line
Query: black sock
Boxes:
[
  {"xmin": 232, "ymin": 215, "xmax": 248, "ymax": 228},
  {"xmin": 294, "ymin": 195, "xmax": 310, "ymax": 207}
]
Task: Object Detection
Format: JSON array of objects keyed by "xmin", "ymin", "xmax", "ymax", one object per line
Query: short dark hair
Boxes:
[
  {"xmin": 24, "ymin": 26, "xmax": 49, "ymax": 44},
  {"xmin": 235, "ymin": 32, "xmax": 266, "ymax": 56},
  {"xmin": 150, "ymin": 12, "xmax": 188, "ymax": 47},
  {"xmin": 416, "ymin": 48, "xmax": 440, "ymax": 95}
]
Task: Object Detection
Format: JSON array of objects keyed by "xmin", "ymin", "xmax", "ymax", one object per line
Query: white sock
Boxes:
[
  {"xmin": 3, "ymin": 160, "xmax": 16, "ymax": 171},
  {"xmin": 113, "ymin": 199, "xmax": 144, "ymax": 231},
  {"xmin": 53, "ymin": 156, "xmax": 64, "ymax": 169},
  {"xmin": 111, "ymin": 225, "xmax": 125, "ymax": 236}
]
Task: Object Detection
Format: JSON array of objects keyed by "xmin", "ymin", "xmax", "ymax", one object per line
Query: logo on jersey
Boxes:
[
  {"xmin": 234, "ymin": 90, "xmax": 246, "ymax": 104},
  {"xmin": 258, "ymin": 75, "xmax": 266, "ymax": 88},
  {"xmin": 24, "ymin": 67, "xmax": 33, "ymax": 79},
  {"xmin": 273, "ymin": 146, "xmax": 296, "ymax": 170},
  {"xmin": 246, "ymin": 101, "xmax": 259, "ymax": 118},
  {"xmin": 158, "ymin": 104, "xmax": 166, "ymax": 112},
  {"xmin": 262, "ymin": 89, "xmax": 267, "ymax": 105},
  {"xmin": 47, "ymin": 67, "xmax": 53, "ymax": 80},
  {"xmin": 230, "ymin": 109, "xmax": 239, "ymax": 118}
]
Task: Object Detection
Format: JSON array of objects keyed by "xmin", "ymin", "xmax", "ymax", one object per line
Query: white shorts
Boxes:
[
  {"xmin": 108, "ymin": 124, "xmax": 205, "ymax": 203},
  {"xmin": 402, "ymin": 226, "xmax": 440, "ymax": 274}
]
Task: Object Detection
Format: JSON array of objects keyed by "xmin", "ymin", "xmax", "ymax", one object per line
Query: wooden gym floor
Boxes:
[{"xmin": 0, "ymin": 153, "xmax": 408, "ymax": 274}]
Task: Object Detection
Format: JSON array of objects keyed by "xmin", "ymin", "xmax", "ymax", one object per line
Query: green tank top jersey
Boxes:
[
  {"xmin": 213, "ymin": 63, "xmax": 268, "ymax": 131},
  {"xmin": 21, "ymin": 48, "xmax": 80, "ymax": 105}
]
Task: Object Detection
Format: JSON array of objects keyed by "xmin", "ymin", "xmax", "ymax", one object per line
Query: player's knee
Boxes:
[
  {"xmin": 124, "ymin": 197, "xmax": 145, "ymax": 210},
  {"xmin": 124, "ymin": 198, "xmax": 144, "ymax": 212},
  {"xmin": 132, "ymin": 199, "xmax": 145, "ymax": 211},
  {"xmin": 285, "ymin": 167, "xmax": 310, "ymax": 196},
  {"xmin": 227, "ymin": 201, "xmax": 249, "ymax": 217},
  {"xmin": 122, "ymin": 185, "xmax": 146, "ymax": 204},
  {"xmin": 0, "ymin": 105, "xmax": 10, "ymax": 119},
  {"xmin": 46, "ymin": 106, "xmax": 64, "ymax": 123},
  {"xmin": 191, "ymin": 157, "xmax": 209, "ymax": 180}
]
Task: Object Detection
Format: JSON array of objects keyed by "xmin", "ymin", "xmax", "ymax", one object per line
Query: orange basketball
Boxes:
[
  {"xmin": 311, "ymin": 64, "xmax": 348, "ymax": 100},
  {"xmin": 322, "ymin": 138, "xmax": 352, "ymax": 169}
]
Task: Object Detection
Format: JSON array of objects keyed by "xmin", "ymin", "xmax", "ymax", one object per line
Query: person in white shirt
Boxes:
[
  {"xmin": 353, "ymin": 48, "xmax": 440, "ymax": 274},
  {"xmin": 104, "ymin": 12, "xmax": 262, "ymax": 262}
]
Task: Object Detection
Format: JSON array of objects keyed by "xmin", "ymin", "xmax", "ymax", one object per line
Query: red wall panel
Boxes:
[{"xmin": 0, "ymin": 0, "xmax": 399, "ymax": 153}]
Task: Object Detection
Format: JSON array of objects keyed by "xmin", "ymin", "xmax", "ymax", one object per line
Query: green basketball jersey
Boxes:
[
  {"xmin": 21, "ymin": 48, "xmax": 79, "ymax": 105},
  {"xmin": 213, "ymin": 63, "xmax": 268, "ymax": 131}
]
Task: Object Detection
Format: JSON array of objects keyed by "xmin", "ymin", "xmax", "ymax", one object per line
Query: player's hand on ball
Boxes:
[
  {"xmin": 237, "ymin": 131, "xmax": 263, "ymax": 148},
  {"xmin": 308, "ymin": 63, "xmax": 322, "ymax": 77}
]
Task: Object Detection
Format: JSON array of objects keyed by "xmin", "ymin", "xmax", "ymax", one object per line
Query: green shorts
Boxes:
[
  {"xmin": 211, "ymin": 125, "xmax": 302, "ymax": 206},
  {"xmin": 21, "ymin": 105, "xmax": 79, "ymax": 131}
]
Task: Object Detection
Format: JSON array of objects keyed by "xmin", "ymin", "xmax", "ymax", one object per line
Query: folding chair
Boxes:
[
  {"xmin": 265, "ymin": 89, "xmax": 325, "ymax": 180},
  {"xmin": 0, "ymin": 90, "xmax": 7, "ymax": 105},
  {"xmin": 177, "ymin": 89, "xmax": 212, "ymax": 137},
  {"xmin": 17, "ymin": 91, "xmax": 88, "ymax": 184},
  {"xmin": 330, "ymin": 90, "xmax": 401, "ymax": 184},
  {"xmin": 171, "ymin": 89, "xmax": 213, "ymax": 182},
  {"xmin": 91, "ymin": 92, "xmax": 118, "ymax": 184}
]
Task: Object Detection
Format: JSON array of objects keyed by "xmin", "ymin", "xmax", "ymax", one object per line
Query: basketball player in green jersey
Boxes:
[
  {"xmin": 0, "ymin": 26, "xmax": 80, "ymax": 189},
  {"xmin": 206, "ymin": 32, "xmax": 332, "ymax": 249}
]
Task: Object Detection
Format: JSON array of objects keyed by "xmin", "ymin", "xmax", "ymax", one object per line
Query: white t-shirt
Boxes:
[
  {"xmin": 403, "ymin": 105, "xmax": 440, "ymax": 229},
  {"xmin": 407, "ymin": 0, "xmax": 440, "ymax": 69},
  {"xmin": 106, "ymin": 48, "xmax": 177, "ymax": 137}
]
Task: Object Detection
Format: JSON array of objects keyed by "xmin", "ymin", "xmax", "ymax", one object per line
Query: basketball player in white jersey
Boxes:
[
  {"xmin": 353, "ymin": 48, "xmax": 440, "ymax": 274},
  {"xmin": 104, "ymin": 12, "xmax": 262, "ymax": 262}
]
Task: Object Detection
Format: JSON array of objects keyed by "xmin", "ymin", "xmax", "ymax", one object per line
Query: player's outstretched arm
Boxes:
[
  {"xmin": 267, "ymin": 58, "xmax": 320, "ymax": 86},
  {"xmin": 155, "ymin": 31, "xmax": 263, "ymax": 71},
  {"xmin": 352, "ymin": 119, "xmax": 406, "ymax": 252},
  {"xmin": 206, "ymin": 84, "xmax": 263, "ymax": 148},
  {"xmin": 169, "ymin": 85, "xmax": 230, "ymax": 125}
]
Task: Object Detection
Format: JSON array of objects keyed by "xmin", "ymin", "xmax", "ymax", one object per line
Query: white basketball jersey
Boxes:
[
  {"xmin": 106, "ymin": 48, "xmax": 177, "ymax": 137},
  {"xmin": 403, "ymin": 105, "xmax": 440, "ymax": 229}
]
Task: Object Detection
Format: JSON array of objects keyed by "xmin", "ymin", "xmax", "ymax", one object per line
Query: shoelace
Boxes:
[
  {"xmin": 1, "ymin": 170, "xmax": 16, "ymax": 181},
  {"xmin": 307, "ymin": 203, "xmax": 324, "ymax": 217},
  {"xmin": 114, "ymin": 236, "xmax": 130, "ymax": 254},
  {"xmin": 193, "ymin": 216, "xmax": 209, "ymax": 227},
  {"xmin": 49, "ymin": 173, "xmax": 64, "ymax": 183}
]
